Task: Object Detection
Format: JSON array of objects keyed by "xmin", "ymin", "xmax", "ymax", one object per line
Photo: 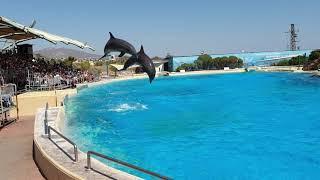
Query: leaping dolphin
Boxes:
[
  {"xmin": 99, "ymin": 32, "xmax": 137, "ymax": 60},
  {"xmin": 122, "ymin": 46, "xmax": 156, "ymax": 83}
]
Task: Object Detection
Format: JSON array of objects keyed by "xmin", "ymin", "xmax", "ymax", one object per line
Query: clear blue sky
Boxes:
[{"xmin": 2, "ymin": 0, "xmax": 319, "ymax": 56}]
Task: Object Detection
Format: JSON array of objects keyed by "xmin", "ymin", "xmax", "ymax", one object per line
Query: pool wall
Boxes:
[{"xmin": 33, "ymin": 106, "xmax": 140, "ymax": 180}]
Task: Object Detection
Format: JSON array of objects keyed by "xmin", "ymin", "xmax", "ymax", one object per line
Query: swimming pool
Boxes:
[{"xmin": 63, "ymin": 72, "xmax": 320, "ymax": 179}]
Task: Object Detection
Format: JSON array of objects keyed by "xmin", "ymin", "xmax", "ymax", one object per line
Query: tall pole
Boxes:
[{"xmin": 287, "ymin": 24, "xmax": 298, "ymax": 51}]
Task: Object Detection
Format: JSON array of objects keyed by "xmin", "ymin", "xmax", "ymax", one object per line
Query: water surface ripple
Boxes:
[{"xmin": 64, "ymin": 72, "xmax": 320, "ymax": 179}]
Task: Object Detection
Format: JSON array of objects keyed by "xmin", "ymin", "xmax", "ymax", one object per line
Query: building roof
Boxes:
[
  {"xmin": 0, "ymin": 16, "xmax": 95, "ymax": 51},
  {"xmin": 153, "ymin": 59, "xmax": 169, "ymax": 64}
]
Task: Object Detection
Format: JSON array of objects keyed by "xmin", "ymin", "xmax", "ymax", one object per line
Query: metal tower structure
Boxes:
[{"xmin": 286, "ymin": 24, "xmax": 299, "ymax": 51}]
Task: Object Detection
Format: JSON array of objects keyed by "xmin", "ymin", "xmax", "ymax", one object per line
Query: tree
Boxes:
[
  {"xmin": 63, "ymin": 56, "xmax": 76, "ymax": 69},
  {"xmin": 176, "ymin": 63, "xmax": 197, "ymax": 72},
  {"xmin": 176, "ymin": 55, "xmax": 244, "ymax": 71},
  {"xmin": 78, "ymin": 61, "xmax": 91, "ymax": 71},
  {"xmin": 273, "ymin": 60, "xmax": 289, "ymax": 66},
  {"xmin": 272, "ymin": 55, "xmax": 307, "ymax": 66},
  {"xmin": 195, "ymin": 54, "xmax": 213, "ymax": 70},
  {"xmin": 290, "ymin": 55, "xmax": 307, "ymax": 65},
  {"xmin": 308, "ymin": 50, "xmax": 320, "ymax": 61},
  {"xmin": 303, "ymin": 50, "xmax": 320, "ymax": 70},
  {"xmin": 94, "ymin": 61, "xmax": 104, "ymax": 66}
]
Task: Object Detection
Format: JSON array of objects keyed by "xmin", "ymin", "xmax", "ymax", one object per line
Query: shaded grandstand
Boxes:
[{"xmin": 0, "ymin": 16, "xmax": 95, "ymax": 90}]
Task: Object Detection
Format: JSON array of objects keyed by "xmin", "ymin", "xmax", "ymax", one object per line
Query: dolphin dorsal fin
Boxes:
[
  {"xmin": 109, "ymin": 32, "xmax": 115, "ymax": 39},
  {"xmin": 140, "ymin": 45, "xmax": 144, "ymax": 53}
]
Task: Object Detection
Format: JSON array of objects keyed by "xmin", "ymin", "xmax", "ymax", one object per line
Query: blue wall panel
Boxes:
[{"xmin": 171, "ymin": 50, "xmax": 312, "ymax": 70}]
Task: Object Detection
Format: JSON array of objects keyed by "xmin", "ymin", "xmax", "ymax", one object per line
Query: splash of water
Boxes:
[{"xmin": 108, "ymin": 103, "xmax": 148, "ymax": 112}]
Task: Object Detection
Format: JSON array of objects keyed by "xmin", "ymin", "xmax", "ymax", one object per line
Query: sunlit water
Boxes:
[{"xmin": 63, "ymin": 72, "xmax": 320, "ymax": 179}]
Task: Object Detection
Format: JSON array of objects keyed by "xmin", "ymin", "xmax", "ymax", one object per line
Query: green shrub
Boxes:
[
  {"xmin": 303, "ymin": 50, "xmax": 320, "ymax": 70},
  {"xmin": 195, "ymin": 54, "xmax": 213, "ymax": 70},
  {"xmin": 309, "ymin": 50, "xmax": 320, "ymax": 61},
  {"xmin": 94, "ymin": 61, "xmax": 104, "ymax": 66},
  {"xmin": 176, "ymin": 54, "xmax": 244, "ymax": 71},
  {"xmin": 273, "ymin": 55, "xmax": 307, "ymax": 66},
  {"xmin": 77, "ymin": 61, "xmax": 90, "ymax": 71},
  {"xmin": 176, "ymin": 63, "xmax": 197, "ymax": 72},
  {"xmin": 63, "ymin": 56, "xmax": 76, "ymax": 68}
]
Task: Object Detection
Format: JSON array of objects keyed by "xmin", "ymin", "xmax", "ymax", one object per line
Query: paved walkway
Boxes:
[{"xmin": 0, "ymin": 116, "xmax": 44, "ymax": 180}]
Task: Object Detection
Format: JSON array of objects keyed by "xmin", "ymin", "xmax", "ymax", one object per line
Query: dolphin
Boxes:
[
  {"xmin": 99, "ymin": 32, "xmax": 137, "ymax": 60},
  {"xmin": 122, "ymin": 46, "xmax": 156, "ymax": 83}
]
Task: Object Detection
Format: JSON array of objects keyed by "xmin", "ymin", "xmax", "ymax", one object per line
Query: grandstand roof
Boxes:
[{"xmin": 0, "ymin": 16, "xmax": 95, "ymax": 51}]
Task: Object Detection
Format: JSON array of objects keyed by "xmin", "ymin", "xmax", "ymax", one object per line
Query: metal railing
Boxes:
[
  {"xmin": 43, "ymin": 103, "xmax": 170, "ymax": 179},
  {"xmin": 0, "ymin": 83, "xmax": 19, "ymax": 126},
  {"xmin": 48, "ymin": 126, "xmax": 78, "ymax": 162},
  {"xmin": 44, "ymin": 103, "xmax": 48, "ymax": 134},
  {"xmin": 86, "ymin": 151, "xmax": 171, "ymax": 180}
]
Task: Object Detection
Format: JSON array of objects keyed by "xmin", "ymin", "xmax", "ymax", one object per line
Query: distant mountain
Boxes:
[{"xmin": 34, "ymin": 48, "xmax": 101, "ymax": 60}]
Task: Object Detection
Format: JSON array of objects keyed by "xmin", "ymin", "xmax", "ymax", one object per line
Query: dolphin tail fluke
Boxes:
[{"xmin": 149, "ymin": 75, "xmax": 155, "ymax": 83}]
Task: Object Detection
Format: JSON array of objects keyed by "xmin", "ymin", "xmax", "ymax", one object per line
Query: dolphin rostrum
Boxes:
[
  {"xmin": 99, "ymin": 32, "xmax": 137, "ymax": 60},
  {"xmin": 122, "ymin": 46, "xmax": 156, "ymax": 83}
]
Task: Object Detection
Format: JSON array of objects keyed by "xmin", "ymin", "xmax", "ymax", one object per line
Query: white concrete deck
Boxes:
[{"xmin": 34, "ymin": 107, "xmax": 140, "ymax": 180}]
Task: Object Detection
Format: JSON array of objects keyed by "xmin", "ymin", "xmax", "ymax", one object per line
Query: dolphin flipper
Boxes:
[
  {"xmin": 122, "ymin": 56, "xmax": 137, "ymax": 70},
  {"xmin": 118, "ymin": 51, "xmax": 125, "ymax": 57}
]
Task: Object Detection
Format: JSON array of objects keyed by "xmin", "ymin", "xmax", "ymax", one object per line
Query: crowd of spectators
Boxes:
[{"xmin": 0, "ymin": 50, "xmax": 97, "ymax": 90}]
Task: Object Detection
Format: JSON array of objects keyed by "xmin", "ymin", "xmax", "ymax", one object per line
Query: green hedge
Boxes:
[
  {"xmin": 176, "ymin": 54, "xmax": 244, "ymax": 72},
  {"xmin": 272, "ymin": 55, "xmax": 308, "ymax": 66}
]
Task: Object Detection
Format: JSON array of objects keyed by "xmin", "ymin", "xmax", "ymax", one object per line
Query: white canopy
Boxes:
[
  {"xmin": 109, "ymin": 64, "xmax": 141, "ymax": 71},
  {"xmin": 0, "ymin": 16, "xmax": 95, "ymax": 51}
]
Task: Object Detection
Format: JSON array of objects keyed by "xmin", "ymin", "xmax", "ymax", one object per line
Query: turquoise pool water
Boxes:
[{"xmin": 64, "ymin": 72, "xmax": 320, "ymax": 179}]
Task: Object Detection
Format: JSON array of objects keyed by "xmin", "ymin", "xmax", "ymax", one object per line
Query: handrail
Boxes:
[
  {"xmin": 48, "ymin": 126, "xmax": 78, "ymax": 162},
  {"xmin": 44, "ymin": 102, "xmax": 48, "ymax": 134},
  {"xmin": 0, "ymin": 83, "xmax": 18, "ymax": 125},
  {"xmin": 86, "ymin": 151, "xmax": 171, "ymax": 180},
  {"xmin": 43, "ymin": 104, "xmax": 170, "ymax": 178}
]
